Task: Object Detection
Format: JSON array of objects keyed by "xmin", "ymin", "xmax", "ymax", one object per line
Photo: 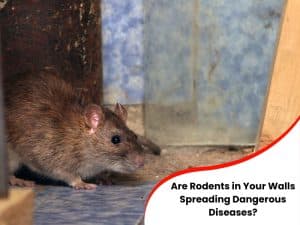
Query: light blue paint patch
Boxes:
[
  {"xmin": 102, "ymin": 0, "xmax": 144, "ymax": 104},
  {"xmin": 144, "ymin": 0, "xmax": 195, "ymax": 104}
]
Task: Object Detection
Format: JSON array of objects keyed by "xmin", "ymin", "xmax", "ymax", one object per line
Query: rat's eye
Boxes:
[{"xmin": 111, "ymin": 135, "xmax": 121, "ymax": 144}]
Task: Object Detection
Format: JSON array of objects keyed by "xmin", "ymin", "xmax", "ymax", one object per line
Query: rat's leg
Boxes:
[
  {"xmin": 48, "ymin": 169, "xmax": 97, "ymax": 190},
  {"xmin": 8, "ymin": 145, "xmax": 35, "ymax": 187}
]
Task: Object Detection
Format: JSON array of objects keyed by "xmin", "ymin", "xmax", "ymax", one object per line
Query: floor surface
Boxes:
[{"xmin": 34, "ymin": 183, "xmax": 154, "ymax": 225}]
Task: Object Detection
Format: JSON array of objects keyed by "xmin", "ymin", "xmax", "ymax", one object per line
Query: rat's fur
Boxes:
[{"xmin": 4, "ymin": 69, "xmax": 144, "ymax": 189}]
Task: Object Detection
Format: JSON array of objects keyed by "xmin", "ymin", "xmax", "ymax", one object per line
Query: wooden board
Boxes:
[
  {"xmin": 0, "ymin": 30, "xmax": 8, "ymax": 198},
  {"xmin": 0, "ymin": 189, "xmax": 34, "ymax": 225},
  {"xmin": 257, "ymin": 0, "xmax": 300, "ymax": 149},
  {"xmin": 0, "ymin": 0, "xmax": 102, "ymax": 104},
  {"xmin": 0, "ymin": 59, "xmax": 8, "ymax": 198}
]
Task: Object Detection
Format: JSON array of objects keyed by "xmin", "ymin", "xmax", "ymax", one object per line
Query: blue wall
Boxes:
[
  {"xmin": 102, "ymin": 0, "xmax": 144, "ymax": 104},
  {"xmin": 197, "ymin": 0, "xmax": 284, "ymax": 134},
  {"xmin": 101, "ymin": 0, "xmax": 285, "ymax": 144},
  {"xmin": 102, "ymin": 0, "xmax": 284, "ymax": 104}
]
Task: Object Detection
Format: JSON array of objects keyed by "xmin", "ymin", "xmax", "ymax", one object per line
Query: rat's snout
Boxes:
[
  {"xmin": 136, "ymin": 156, "xmax": 145, "ymax": 168},
  {"xmin": 133, "ymin": 154, "xmax": 145, "ymax": 168}
]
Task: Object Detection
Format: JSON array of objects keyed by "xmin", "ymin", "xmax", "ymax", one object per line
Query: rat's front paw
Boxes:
[{"xmin": 71, "ymin": 179, "xmax": 97, "ymax": 190}]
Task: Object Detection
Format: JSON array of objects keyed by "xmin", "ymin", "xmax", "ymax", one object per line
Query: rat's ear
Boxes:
[
  {"xmin": 114, "ymin": 103, "xmax": 127, "ymax": 123},
  {"xmin": 84, "ymin": 104, "xmax": 105, "ymax": 134}
]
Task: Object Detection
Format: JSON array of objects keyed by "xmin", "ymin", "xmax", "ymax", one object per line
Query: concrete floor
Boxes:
[{"xmin": 34, "ymin": 184, "xmax": 154, "ymax": 225}]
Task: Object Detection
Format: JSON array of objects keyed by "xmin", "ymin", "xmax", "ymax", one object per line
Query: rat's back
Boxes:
[{"xmin": 4, "ymin": 68, "xmax": 82, "ymax": 172}]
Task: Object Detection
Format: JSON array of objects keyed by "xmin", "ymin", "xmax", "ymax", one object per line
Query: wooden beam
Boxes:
[
  {"xmin": 0, "ymin": 31, "xmax": 8, "ymax": 198},
  {"xmin": 0, "ymin": 189, "xmax": 34, "ymax": 225},
  {"xmin": 0, "ymin": 0, "xmax": 102, "ymax": 104},
  {"xmin": 257, "ymin": 0, "xmax": 300, "ymax": 149}
]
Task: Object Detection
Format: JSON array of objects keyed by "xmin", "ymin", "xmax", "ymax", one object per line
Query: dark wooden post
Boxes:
[
  {"xmin": 0, "ymin": 31, "xmax": 8, "ymax": 198},
  {"xmin": 0, "ymin": 0, "xmax": 102, "ymax": 104}
]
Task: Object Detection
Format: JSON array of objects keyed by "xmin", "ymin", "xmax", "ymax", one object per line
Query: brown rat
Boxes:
[{"xmin": 4, "ymin": 69, "xmax": 145, "ymax": 189}]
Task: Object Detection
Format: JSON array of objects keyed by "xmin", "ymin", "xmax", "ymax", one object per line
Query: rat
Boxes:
[{"xmin": 4, "ymin": 68, "xmax": 145, "ymax": 189}]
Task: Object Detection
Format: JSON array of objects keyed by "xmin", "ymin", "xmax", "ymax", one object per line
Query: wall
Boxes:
[
  {"xmin": 102, "ymin": 0, "xmax": 144, "ymax": 104},
  {"xmin": 1, "ymin": 0, "xmax": 102, "ymax": 104},
  {"xmin": 101, "ymin": 0, "xmax": 285, "ymax": 145}
]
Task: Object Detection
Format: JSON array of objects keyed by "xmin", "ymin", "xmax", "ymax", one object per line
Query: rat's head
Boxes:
[{"xmin": 82, "ymin": 103, "xmax": 144, "ymax": 174}]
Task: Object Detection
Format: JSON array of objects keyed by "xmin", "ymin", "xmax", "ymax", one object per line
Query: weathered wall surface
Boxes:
[
  {"xmin": 0, "ymin": 0, "xmax": 102, "ymax": 103},
  {"xmin": 101, "ymin": 0, "xmax": 285, "ymax": 144},
  {"xmin": 102, "ymin": 0, "xmax": 144, "ymax": 104}
]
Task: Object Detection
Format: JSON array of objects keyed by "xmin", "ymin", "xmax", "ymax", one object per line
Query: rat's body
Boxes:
[{"xmin": 5, "ymin": 69, "xmax": 144, "ymax": 189}]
